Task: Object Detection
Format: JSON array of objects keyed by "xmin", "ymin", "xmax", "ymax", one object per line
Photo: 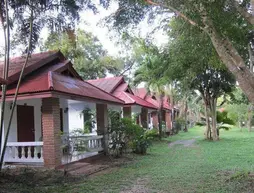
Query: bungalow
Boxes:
[
  {"xmin": 87, "ymin": 77, "xmax": 157, "ymax": 129},
  {"xmin": 133, "ymin": 88, "xmax": 175, "ymax": 134},
  {"xmin": 0, "ymin": 50, "xmax": 124, "ymax": 168}
]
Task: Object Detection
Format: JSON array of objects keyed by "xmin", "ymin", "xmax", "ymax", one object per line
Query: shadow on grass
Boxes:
[{"xmin": 0, "ymin": 167, "xmax": 81, "ymax": 193}]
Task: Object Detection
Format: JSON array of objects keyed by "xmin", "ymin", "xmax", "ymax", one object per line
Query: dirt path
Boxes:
[{"xmin": 168, "ymin": 137, "xmax": 199, "ymax": 148}]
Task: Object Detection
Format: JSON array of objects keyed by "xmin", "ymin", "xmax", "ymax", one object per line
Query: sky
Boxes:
[{"xmin": 77, "ymin": 2, "xmax": 169, "ymax": 57}]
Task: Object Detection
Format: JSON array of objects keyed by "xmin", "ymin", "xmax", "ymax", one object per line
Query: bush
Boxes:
[
  {"xmin": 108, "ymin": 112, "xmax": 153, "ymax": 157},
  {"xmin": 196, "ymin": 121, "xmax": 206, "ymax": 126},
  {"xmin": 172, "ymin": 118, "xmax": 185, "ymax": 134},
  {"xmin": 145, "ymin": 129, "xmax": 158, "ymax": 139}
]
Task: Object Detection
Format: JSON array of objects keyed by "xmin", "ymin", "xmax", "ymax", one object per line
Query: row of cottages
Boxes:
[
  {"xmin": 0, "ymin": 50, "xmax": 175, "ymax": 169},
  {"xmin": 133, "ymin": 88, "xmax": 178, "ymax": 133},
  {"xmin": 87, "ymin": 77, "xmax": 175, "ymax": 133},
  {"xmin": 0, "ymin": 51, "xmax": 124, "ymax": 168}
]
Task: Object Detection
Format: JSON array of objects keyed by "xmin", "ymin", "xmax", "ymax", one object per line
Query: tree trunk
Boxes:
[
  {"xmin": 184, "ymin": 99, "xmax": 188, "ymax": 132},
  {"xmin": 247, "ymin": 104, "xmax": 253, "ymax": 132},
  {"xmin": 158, "ymin": 109, "xmax": 162, "ymax": 140},
  {"xmin": 202, "ymin": 16, "xmax": 254, "ymax": 104},
  {"xmin": 158, "ymin": 94, "xmax": 163, "ymax": 139},
  {"xmin": 0, "ymin": 0, "xmax": 10, "ymax": 160},
  {"xmin": 204, "ymin": 100, "xmax": 211, "ymax": 140},
  {"xmin": 0, "ymin": 5, "xmax": 33, "ymax": 170},
  {"xmin": 210, "ymin": 98, "xmax": 219, "ymax": 141}
]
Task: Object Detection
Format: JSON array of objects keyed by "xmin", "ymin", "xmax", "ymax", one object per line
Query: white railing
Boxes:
[
  {"xmin": 62, "ymin": 135, "xmax": 103, "ymax": 155},
  {"xmin": 62, "ymin": 135, "xmax": 103, "ymax": 164},
  {"xmin": 5, "ymin": 142, "xmax": 43, "ymax": 163}
]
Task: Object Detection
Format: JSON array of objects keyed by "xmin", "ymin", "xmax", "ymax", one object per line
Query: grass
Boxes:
[{"xmin": 2, "ymin": 126, "xmax": 254, "ymax": 192}]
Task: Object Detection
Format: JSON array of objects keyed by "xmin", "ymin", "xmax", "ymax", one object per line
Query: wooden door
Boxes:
[{"xmin": 17, "ymin": 105, "xmax": 35, "ymax": 142}]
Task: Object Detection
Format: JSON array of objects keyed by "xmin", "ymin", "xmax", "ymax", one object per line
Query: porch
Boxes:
[{"xmin": 2, "ymin": 97, "xmax": 121, "ymax": 168}]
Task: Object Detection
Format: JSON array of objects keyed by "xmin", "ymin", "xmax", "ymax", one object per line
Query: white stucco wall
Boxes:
[
  {"xmin": 131, "ymin": 105, "xmax": 142, "ymax": 115},
  {"xmin": 3, "ymin": 98, "xmax": 70, "ymax": 143},
  {"xmin": 68, "ymin": 102, "xmax": 96, "ymax": 133}
]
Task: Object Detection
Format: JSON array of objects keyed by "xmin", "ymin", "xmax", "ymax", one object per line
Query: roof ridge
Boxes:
[
  {"xmin": 122, "ymin": 92, "xmax": 136, "ymax": 103},
  {"xmin": 87, "ymin": 76, "xmax": 123, "ymax": 81},
  {"xmin": 0, "ymin": 50, "xmax": 59, "ymax": 64}
]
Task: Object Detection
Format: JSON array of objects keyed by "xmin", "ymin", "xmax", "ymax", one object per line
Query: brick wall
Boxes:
[
  {"xmin": 42, "ymin": 98, "xmax": 62, "ymax": 168},
  {"xmin": 151, "ymin": 112, "xmax": 158, "ymax": 129}
]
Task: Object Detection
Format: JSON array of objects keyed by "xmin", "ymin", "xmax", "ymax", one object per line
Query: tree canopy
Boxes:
[
  {"xmin": 44, "ymin": 29, "xmax": 124, "ymax": 79},
  {"xmin": 107, "ymin": 0, "xmax": 254, "ymax": 103}
]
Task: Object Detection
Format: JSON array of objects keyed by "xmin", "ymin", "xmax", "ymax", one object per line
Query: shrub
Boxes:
[
  {"xmin": 108, "ymin": 112, "xmax": 153, "ymax": 157},
  {"xmin": 196, "ymin": 121, "xmax": 206, "ymax": 126},
  {"xmin": 172, "ymin": 118, "xmax": 185, "ymax": 134},
  {"xmin": 145, "ymin": 129, "xmax": 158, "ymax": 139}
]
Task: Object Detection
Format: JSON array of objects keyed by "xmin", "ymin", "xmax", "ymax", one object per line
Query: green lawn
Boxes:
[{"xmin": 3, "ymin": 127, "xmax": 254, "ymax": 193}]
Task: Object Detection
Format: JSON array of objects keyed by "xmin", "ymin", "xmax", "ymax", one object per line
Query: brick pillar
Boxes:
[
  {"xmin": 42, "ymin": 98, "xmax": 62, "ymax": 168},
  {"xmin": 123, "ymin": 106, "xmax": 131, "ymax": 118},
  {"xmin": 96, "ymin": 104, "xmax": 108, "ymax": 154},
  {"xmin": 152, "ymin": 112, "xmax": 158, "ymax": 129},
  {"xmin": 165, "ymin": 111, "xmax": 172, "ymax": 134},
  {"xmin": 140, "ymin": 107, "xmax": 148, "ymax": 129}
]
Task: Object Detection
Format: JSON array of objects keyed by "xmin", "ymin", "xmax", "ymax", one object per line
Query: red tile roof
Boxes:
[
  {"xmin": 1, "ymin": 51, "xmax": 124, "ymax": 105},
  {"xmin": 0, "ymin": 50, "xmax": 62, "ymax": 84},
  {"xmin": 133, "ymin": 88, "xmax": 147, "ymax": 99},
  {"xmin": 114, "ymin": 91, "xmax": 156, "ymax": 109},
  {"xmin": 133, "ymin": 88, "xmax": 171, "ymax": 110},
  {"xmin": 113, "ymin": 82, "xmax": 129, "ymax": 94},
  {"xmin": 88, "ymin": 78, "xmax": 157, "ymax": 110},
  {"xmin": 87, "ymin": 76, "xmax": 124, "ymax": 93},
  {"xmin": 6, "ymin": 71, "xmax": 124, "ymax": 105}
]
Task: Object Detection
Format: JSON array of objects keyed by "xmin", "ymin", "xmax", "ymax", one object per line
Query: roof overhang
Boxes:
[{"xmin": 4, "ymin": 90, "xmax": 124, "ymax": 106}]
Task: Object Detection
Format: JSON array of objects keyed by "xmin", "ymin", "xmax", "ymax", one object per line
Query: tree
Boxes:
[
  {"xmin": 131, "ymin": 38, "xmax": 171, "ymax": 138},
  {"xmin": 132, "ymin": 17, "xmax": 237, "ymax": 140},
  {"xmin": 44, "ymin": 29, "xmax": 124, "ymax": 79},
  {"xmin": 107, "ymin": 0, "xmax": 254, "ymax": 104},
  {"xmin": 191, "ymin": 67, "xmax": 235, "ymax": 140}
]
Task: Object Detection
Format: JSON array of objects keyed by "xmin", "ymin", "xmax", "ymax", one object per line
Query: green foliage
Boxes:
[
  {"xmin": 217, "ymin": 111, "xmax": 235, "ymax": 125},
  {"xmin": 225, "ymin": 103, "xmax": 249, "ymax": 124},
  {"xmin": 69, "ymin": 128, "xmax": 87, "ymax": 136},
  {"xmin": 44, "ymin": 29, "xmax": 124, "ymax": 79},
  {"xmin": 229, "ymin": 87, "xmax": 249, "ymax": 105},
  {"xmin": 82, "ymin": 108, "xmax": 95, "ymax": 133},
  {"xmin": 173, "ymin": 118, "xmax": 185, "ymax": 134},
  {"xmin": 196, "ymin": 122, "xmax": 206, "ymax": 126},
  {"xmin": 108, "ymin": 112, "xmax": 153, "ymax": 157},
  {"xmin": 6, "ymin": 0, "xmax": 104, "ymax": 53},
  {"xmin": 145, "ymin": 128, "xmax": 159, "ymax": 139}
]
